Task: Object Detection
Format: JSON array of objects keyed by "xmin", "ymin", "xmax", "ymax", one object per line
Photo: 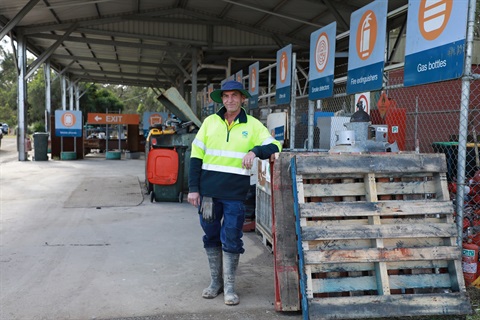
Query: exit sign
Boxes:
[{"xmin": 87, "ymin": 113, "xmax": 139, "ymax": 125}]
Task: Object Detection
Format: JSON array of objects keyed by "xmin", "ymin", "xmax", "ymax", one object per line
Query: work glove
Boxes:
[{"xmin": 201, "ymin": 197, "xmax": 215, "ymax": 223}]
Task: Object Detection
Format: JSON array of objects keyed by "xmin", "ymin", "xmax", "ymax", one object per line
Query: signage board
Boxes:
[
  {"xmin": 346, "ymin": 0, "xmax": 388, "ymax": 94},
  {"xmin": 404, "ymin": 0, "xmax": 468, "ymax": 86},
  {"xmin": 308, "ymin": 22, "xmax": 337, "ymax": 100},
  {"xmin": 276, "ymin": 44, "xmax": 292, "ymax": 105},
  {"xmin": 87, "ymin": 113, "xmax": 139, "ymax": 125},
  {"xmin": 55, "ymin": 110, "xmax": 82, "ymax": 137},
  {"xmin": 248, "ymin": 62, "xmax": 260, "ymax": 109}
]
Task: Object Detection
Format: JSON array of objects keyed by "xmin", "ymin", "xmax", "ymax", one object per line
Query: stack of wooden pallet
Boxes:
[{"xmin": 275, "ymin": 152, "xmax": 472, "ymax": 319}]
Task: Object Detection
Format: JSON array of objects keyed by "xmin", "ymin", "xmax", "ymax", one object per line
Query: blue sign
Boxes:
[
  {"xmin": 346, "ymin": 0, "xmax": 387, "ymax": 94},
  {"xmin": 248, "ymin": 62, "xmax": 260, "ymax": 109},
  {"xmin": 404, "ymin": 0, "xmax": 468, "ymax": 87},
  {"xmin": 276, "ymin": 44, "xmax": 292, "ymax": 105},
  {"xmin": 55, "ymin": 110, "xmax": 82, "ymax": 137},
  {"xmin": 235, "ymin": 70, "xmax": 243, "ymax": 84},
  {"xmin": 142, "ymin": 111, "xmax": 169, "ymax": 136},
  {"xmin": 309, "ymin": 22, "xmax": 337, "ymax": 100},
  {"xmin": 273, "ymin": 126, "xmax": 285, "ymax": 142}
]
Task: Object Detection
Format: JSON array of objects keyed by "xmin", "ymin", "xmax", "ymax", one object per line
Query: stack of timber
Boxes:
[{"xmin": 289, "ymin": 152, "xmax": 471, "ymax": 319}]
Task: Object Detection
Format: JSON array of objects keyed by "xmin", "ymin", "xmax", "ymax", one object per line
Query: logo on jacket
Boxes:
[{"xmin": 242, "ymin": 131, "xmax": 248, "ymax": 138}]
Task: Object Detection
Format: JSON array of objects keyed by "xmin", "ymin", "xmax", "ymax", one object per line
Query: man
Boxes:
[{"xmin": 188, "ymin": 80, "xmax": 282, "ymax": 306}]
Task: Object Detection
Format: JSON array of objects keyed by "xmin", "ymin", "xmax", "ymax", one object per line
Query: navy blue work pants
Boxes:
[{"xmin": 199, "ymin": 198, "xmax": 245, "ymax": 254}]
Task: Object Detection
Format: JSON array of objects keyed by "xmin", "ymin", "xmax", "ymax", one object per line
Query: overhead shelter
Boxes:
[{"xmin": 0, "ymin": 0, "xmax": 409, "ymax": 160}]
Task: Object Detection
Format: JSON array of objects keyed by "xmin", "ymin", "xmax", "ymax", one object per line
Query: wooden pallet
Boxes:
[{"xmin": 291, "ymin": 153, "xmax": 472, "ymax": 320}]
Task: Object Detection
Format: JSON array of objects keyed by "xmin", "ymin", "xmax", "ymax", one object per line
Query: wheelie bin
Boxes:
[
  {"xmin": 146, "ymin": 145, "xmax": 187, "ymax": 203},
  {"xmin": 33, "ymin": 132, "xmax": 49, "ymax": 161}
]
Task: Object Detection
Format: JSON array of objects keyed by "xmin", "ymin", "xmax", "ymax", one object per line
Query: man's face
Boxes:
[{"xmin": 221, "ymin": 90, "xmax": 245, "ymax": 114}]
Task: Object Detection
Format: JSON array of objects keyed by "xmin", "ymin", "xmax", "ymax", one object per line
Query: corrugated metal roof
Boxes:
[{"xmin": 0, "ymin": 0, "xmax": 409, "ymax": 88}]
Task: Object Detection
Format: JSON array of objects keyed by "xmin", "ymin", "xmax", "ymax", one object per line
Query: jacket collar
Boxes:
[{"xmin": 216, "ymin": 106, "xmax": 248, "ymax": 123}]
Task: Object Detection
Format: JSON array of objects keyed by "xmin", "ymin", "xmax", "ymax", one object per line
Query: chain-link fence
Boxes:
[{"xmin": 248, "ymin": 53, "xmax": 479, "ymax": 248}]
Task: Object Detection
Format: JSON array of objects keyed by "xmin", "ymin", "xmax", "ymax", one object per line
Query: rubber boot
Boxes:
[
  {"xmin": 202, "ymin": 247, "xmax": 223, "ymax": 299},
  {"xmin": 223, "ymin": 251, "xmax": 240, "ymax": 305}
]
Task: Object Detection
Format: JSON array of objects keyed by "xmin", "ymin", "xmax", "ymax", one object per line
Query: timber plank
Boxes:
[
  {"xmin": 304, "ymin": 246, "xmax": 461, "ymax": 264},
  {"xmin": 302, "ymin": 180, "xmax": 439, "ymax": 198},
  {"xmin": 308, "ymin": 293, "xmax": 472, "ymax": 319},
  {"xmin": 272, "ymin": 152, "xmax": 301, "ymax": 311},
  {"xmin": 301, "ymin": 223, "xmax": 457, "ymax": 241},
  {"xmin": 295, "ymin": 153, "xmax": 447, "ymax": 175},
  {"xmin": 299, "ymin": 200, "xmax": 454, "ymax": 217},
  {"xmin": 309, "ymin": 260, "xmax": 449, "ymax": 273},
  {"xmin": 311, "ymin": 273, "xmax": 452, "ymax": 293}
]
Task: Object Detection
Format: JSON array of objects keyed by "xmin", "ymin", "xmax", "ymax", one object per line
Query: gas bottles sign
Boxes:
[
  {"xmin": 55, "ymin": 110, "xmax": 82, "ymax": 137},
  {"xmin": 346, "ymin": 0, "xmax": 387, "ymax": 95},
  {"xmin": 404, "ymin": 0, "xmax": 468, "ymax": 87}
]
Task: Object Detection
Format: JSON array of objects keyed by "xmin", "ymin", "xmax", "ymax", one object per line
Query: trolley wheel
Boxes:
[
  {"xmin": 146, "ymin": 181, "xmax": 153, "ymax": 194},
  {"xmin": 178, "ymin": 192, "xmax": 183, "ymax": 203},
  {"xmin": 150, "ymin": 191, "xmax": 155, "ymax": 203}
]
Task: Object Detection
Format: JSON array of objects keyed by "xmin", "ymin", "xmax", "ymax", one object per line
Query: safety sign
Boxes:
[
  {"xmin": 55, "ymin": 110, "xmax": 82, "ymax": 137},
  {"xmin": 308, "ymin": 22, "xmax": 336, "ymax": 100},
  {"xmin": 346, "ymin": 0, "xmax": 387, "ymax": 95},
  {"xmin": 355, "ymin": 92, "xmax": 370, "ymax": 114},
  {"xmin": 276, "ymin": 44, "xmax": 292, "ymax": 105},
  {"xmin": 404, "ymin": 0, "xmax": 468, "ymax": 87}
]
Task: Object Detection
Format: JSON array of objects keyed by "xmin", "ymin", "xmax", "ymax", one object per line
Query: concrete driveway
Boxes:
[{"xmin": 0, "ymin": 137, "xmax": 302, "ymax": 320}]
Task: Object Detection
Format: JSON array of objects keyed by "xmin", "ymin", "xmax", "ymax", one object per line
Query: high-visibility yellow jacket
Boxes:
[{"xmin": 189, "ymin": 107, "xmax": 282, "ymax": 200}]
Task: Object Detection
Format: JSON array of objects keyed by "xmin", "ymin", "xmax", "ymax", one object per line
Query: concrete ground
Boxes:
[{"xmin": 0, "ymin": 136, "xmax": 302, "ymax": 320}]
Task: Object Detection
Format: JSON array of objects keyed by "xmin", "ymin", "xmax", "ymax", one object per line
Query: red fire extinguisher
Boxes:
[{"xmin": 462, "ymin": 238, "xmax": 480, "ymax": 286}]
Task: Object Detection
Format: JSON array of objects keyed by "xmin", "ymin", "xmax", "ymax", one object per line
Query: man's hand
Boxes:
[
  {"xmin": 242, "ymin": 151, "xmax": 256, "ymax": 170},
  {"xmin": 188, "ymin": 192, "xmax": 201, "ymax": 207}
]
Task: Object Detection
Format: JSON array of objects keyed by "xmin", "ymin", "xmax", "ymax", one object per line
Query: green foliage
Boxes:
[{"xmin": 30, "ymin": 121, "xmax": 45, "ymax": 133}]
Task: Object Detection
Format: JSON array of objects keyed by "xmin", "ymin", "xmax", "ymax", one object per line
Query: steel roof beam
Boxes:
[
  {"xmin": 21, "ymin": 7, "xmax": 183, "ymax": 34},
  {"xmin": 67, "ymin": 68, "xmax": 166, "ymax": 80},
  {"xmin": 320, "ymin": 0, "xmax": 349, "ymax": 30},
  {"xmin": 26, "ymin": 22, "xmax": 77, "ymax": 79},
  {"xmin": 75, "ymin": 27, "xmax": 208, "ymax": 46},
  {"xmin": 0, "ymin": 0, "xmax": 40, "ymax": 41},
  {"xmin": 30, "ymin": 33, "xmax": 193, "ymax": 53},
  {"xmin": 50, "ymin": 54, "xmax": 176, "ymax": 69}
]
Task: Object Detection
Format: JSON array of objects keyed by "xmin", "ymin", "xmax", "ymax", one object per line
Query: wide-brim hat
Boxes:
[{"xmin": 210, "ymin": 80, "xmax": 251, "ymax": 103}]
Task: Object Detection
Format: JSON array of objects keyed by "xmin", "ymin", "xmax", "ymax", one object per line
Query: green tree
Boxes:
[{"xmin": 0, "ymin": 47, "xmax": 18, "ymax": 127}]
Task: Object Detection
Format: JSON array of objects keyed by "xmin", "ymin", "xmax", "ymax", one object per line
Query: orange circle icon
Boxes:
[
  {"xmin": 315, "ymin": 32, "xmax": 329, "ymax": 72},
  {"xmin": 418, "ymin": 0, "xmax": 452, "ymax": 41},
  {"xmin": 62, "ymin": 112, "xmax": 76, "ymax": 127},
  {"xmin": 356, "ymin": 10, "xmax": 377, "ymax": 61}
]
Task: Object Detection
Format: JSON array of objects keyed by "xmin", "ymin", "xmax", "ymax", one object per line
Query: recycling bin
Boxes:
[
  {"xmin": 33, "ymin": 132, "xmax": 49, "ymax": 161},
  {"xmin": 147, "ymin": 145, "xmax": 187, "ymax": 203}
]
